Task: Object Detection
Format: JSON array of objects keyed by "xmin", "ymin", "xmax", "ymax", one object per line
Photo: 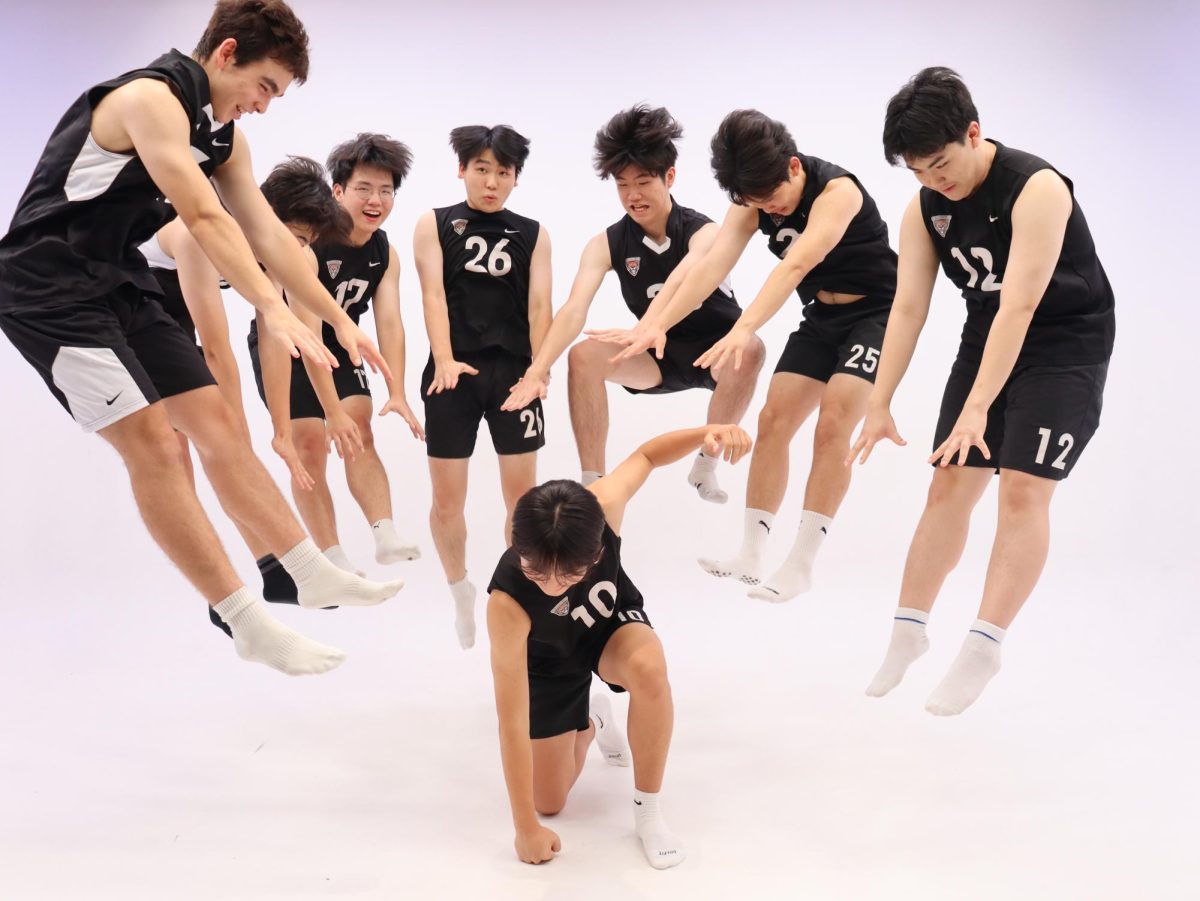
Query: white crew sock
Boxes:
[
  {"xmin": 687, "ymin": 451, "xmax": 727, "ymax": 504},
  {"xmin": 371, "ymin": 518, "xmax": 420, "ymax": 565},
  {"xmin": 322, "ymin": 544, "xmax": 364, "ymax": 577},
  {"xmin": 581, "ymin": 470, "xmax": 603, "ymax": 487},
  {"xmin": 450, "ymin": 576, "xmax": 477, "ymax": 650},
  {"xmin": 698, "ymin": 508, "xmax": 774, "ymax": 585},
  {"xmin": 589, "ymin": 692, "xmax": 631, "ymax": 767},
  {"xmin": 865, "ymin": 607, "xmax": 931, "ymax": 697},
  {"xmin": 748, "ymin": 510, "xmax": 832, "ymax": 603},
  {"xmin": 925, "ymin": 619, "xmax": 1005, "ymax": 716},
  {"xmin": 633, "ymin": 790, "xmax": 686, "ymax": 869},
  {"xmin": 281, "ymin": 539, "xmax": 404, "ymax": 609},
  {"xmin": 214, "ymin": 587, "xmax": 346, "ymax": 676}
]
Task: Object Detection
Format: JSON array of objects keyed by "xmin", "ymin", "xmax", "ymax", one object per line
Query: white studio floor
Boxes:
[{"xmin": 4, "ymin": 473, "xmax": 1197, "ymax": 901}]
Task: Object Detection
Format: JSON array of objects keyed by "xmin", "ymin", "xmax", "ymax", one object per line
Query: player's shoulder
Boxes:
[{"xmin": 501, "ymin": 207, "xmax": 540, "ymax": 232}]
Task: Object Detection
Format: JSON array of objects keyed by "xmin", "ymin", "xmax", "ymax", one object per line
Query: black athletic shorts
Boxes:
[
  {"xmin": 0, "ymin": 285, "xmax": 216, "ymax": 433},
  {"xmin": 622, "ymin": 328, "xmax": 731, "ymax": 395},
  {"xmin": 422, "ymin": 347, "xmax": 546, "ymax": 459},
  {"xmin": 528, "ymin": 607, "xmax": 653, "ymax": 740},
  {"xmin": 248, "ymin": 337, "xmax": 370, "ymax": 421},
  {"xmin": 774, "ymin": 297, "xmax": 891, "ymax": 384},
  {"xmin": 933, "ymin": 353, "xmax": 1108, "ymax": 480}
]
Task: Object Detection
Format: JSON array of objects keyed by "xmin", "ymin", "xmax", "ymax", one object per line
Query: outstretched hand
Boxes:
[{"xmin": 702, "ymin": 424, "xmax": 753, "ymax": 465}]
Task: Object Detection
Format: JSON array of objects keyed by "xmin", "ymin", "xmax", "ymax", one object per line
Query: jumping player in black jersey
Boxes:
[
  {"xmin": 847, "ymin": 68, "xmax": 1115, "ymax": 715},
  {"xmin": 487, "ymin": 423, "xmax": 752, "ymax": 869},
  {"xmin": 0, "ymin": 0, "xmax": 404, "ymax": 676},
  {"xmin": 503, "ymin": 105, "xmax": 764, "ymax": 501},
  {"xmin": 601, "ymin": 110, "xmax": 897, "ymax": 603},
  {"xmin": 413, "ymin": 125, "xmax": 552, "ymax": 650},
  {"xmin": 142, "ymin": 156, "xmax": 345, "ymax": 623},
  {"xmin": 251, "ymin": 134, "xmax": 424, "ymax": 579}
]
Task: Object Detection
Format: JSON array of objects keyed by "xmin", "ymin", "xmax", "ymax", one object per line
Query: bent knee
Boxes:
[
  {"xmin": 625, "ymin": 654, "xmax": 671, "ymax": 698},
  {"xmin": 533, "ymin": 789, "xmax": 568, "ymax": 817},
  {"xmin": 567, "ymin": 340, "xmax": 611, "ymax": 376}
]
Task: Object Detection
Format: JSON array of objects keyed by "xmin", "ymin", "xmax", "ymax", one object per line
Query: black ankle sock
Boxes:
[
  {"xmin": 208, "ymin": 605, "xmax": 233, "ymax": 638},
  {"xmin": 257, "ymin": 554, "xmax": 299, "ymax": 605}
]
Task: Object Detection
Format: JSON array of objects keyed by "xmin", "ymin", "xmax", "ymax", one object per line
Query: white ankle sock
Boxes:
[
  {"xmin": 372, "ymin": 519, "xmax": 420, "ymax": 565},
  {"xmin": 322, "ymin": 544, "xmax": 364, "ymax": 577},
  {"xmin": 633, "ymin": 790, "xmax": 685, "ymax": 869},
  {"xmin": 589, "ymin": 693, "xmax": 631, "ymax": 767},
  {"xmin": 214, "ymin": 587, "xmax": 345, "ymax": 676},
  {"xmin": 282, "ymin": 540, "xmax": 404, "ymax": 609},
  {"xmin": 925, "ymin": 619, "xmax": 1005, "ymax": 716},
  {"xmin": 748, "ymin": 510, "xmax": 832, "ymax": 602},
  {"xmin": 865, "ymin": 607, "xmax": 931, "ymax": 697},
  {"xmin": 450, "ymin": 577, "xmax": 477, "ymax": 649},
  {"xmin": 687, "ymin": 452, "xmax": 727, "ymax": 504},
  {"xmin": 698, "ymin": 508, "xmax": 773, "ymax": 585},
  {"xmin": 581, "ymin": 470, "xmax": 603, "ymax": 487}
]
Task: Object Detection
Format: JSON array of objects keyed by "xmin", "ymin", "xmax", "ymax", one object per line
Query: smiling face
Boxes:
[
  {"xmin": 614, "ymin": 164, "xmax": 674, "ymax": 229},
  {"xmin": 204, "ymin": 38, "xmax": 293, "ymax": 123},
  {"xmin": 743, "ymin": 156, "xmax": 806, "ymax": 217},
  {"xmin": 332, "ymin": 163, "xmax": 395, "ymax": 241},
  {"xmin": 903, "ymin": 123, "xmax": 989, "ymax": 201},
  {"xmin": 459, "ymin": 149, "xmax": 516, "ymax": 213}
]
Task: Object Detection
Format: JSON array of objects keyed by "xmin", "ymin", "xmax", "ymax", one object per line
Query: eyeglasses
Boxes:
[{"xmin": 350, "ymin": 185, "xmax": 394, "ymax": 200}]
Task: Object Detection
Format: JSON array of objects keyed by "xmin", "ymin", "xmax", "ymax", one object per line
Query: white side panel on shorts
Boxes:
[
  {"xmin": 137, "ymin": 233, "xmax": 177, "ymax": 271},
  {"xmin": 51, "ymin": 346, "xmax": 149, "ymax": 433},
  {"xmin": 718, "ymin": 277, "xmax": 733, "ymax": 297},
  {"xmin": 63, "ymin": 134, "xmax": 135, "ymax": 203}
]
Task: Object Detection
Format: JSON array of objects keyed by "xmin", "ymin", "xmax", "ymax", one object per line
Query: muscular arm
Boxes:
[
  {"xmin": 527, "ymin": 227, "xmax": 553, "ymax": 360},
  {"xmin": 487, "ymin": 591, "xmax": 539, "ymax": 833},
  {"xmin": 522, "ymin": 234, "xmax": 610, "ymax": 381},
  {"xmin": 414, "ymin": 211, "xmax": 453, "ymax": 365},
  {"xmin": 962, "ymin": 170, "xmax": 1071, "ymax": 410},
  {"xmin": 372, "ymin": 246, "xmax": 408, "ymax": 402},
  {"xmin": 166, "ymin": 223, "xmax": 249, "ymax": 438},
  {"xmin": 590, "ymin": 425, "xmax": 752, "ymax": 533},
  {"xmin": 731, "ymin": 179, "xmax": 863, "ymax": 334}
]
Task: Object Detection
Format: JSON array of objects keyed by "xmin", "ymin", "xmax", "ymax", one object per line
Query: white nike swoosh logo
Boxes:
[
  {"xmin": 369, "ymin": 262, "xmax": 381, "ymax": 267},
  {"xmin": 989, "ymin": 215, "xmax": 999, "ymax": 222},
  {"xmin": 213, "ymin": 140, "xmax": 229, "ymax": 147},
  {"xmin": 504, "ymin": 229, "xmax": 519, "ymax": 234}
]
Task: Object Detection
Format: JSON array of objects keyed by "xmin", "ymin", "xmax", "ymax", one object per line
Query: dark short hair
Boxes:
[
  {"xmin": 593, "ymin": 104, "xmax": 683, "ymax": 180},
  {"xmin": 326, "ymin": 133, "xmax": 413, "ymax": 188},
  {"xmin": 883, "ymin": 67, "xmax": 979, "ymax": 165},
  {"xmin": 194, "ymin": 0, "xmax": 310, "ymax": 84},
  {"xmin": 260, "ymin": 157, "xmax": 349, "ymax": 243},
  {"xmin": 449, "ymin": 125, "xmax": 531, "ymax": 176},
  {"xmin": 709, "ymin": 109, "xmax": 798, "ymax": 205},
  {"xmin": 510, "ymin": 480, "xmax": 606, "ymax": 581}
]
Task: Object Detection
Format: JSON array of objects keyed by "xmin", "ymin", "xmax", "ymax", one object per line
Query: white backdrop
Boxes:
[{"xmin": 2, "ymin": 2, "xmax": 1198, "ymax": 899}]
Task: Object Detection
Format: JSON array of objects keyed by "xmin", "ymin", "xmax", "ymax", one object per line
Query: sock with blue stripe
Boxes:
[
  {"xmin": 925, "ymin": 619, "xmax": 1005, "ymax": 716},
  {"xmin": 865, "ymin": 607, "xmax": 930, "ymax": 697}
]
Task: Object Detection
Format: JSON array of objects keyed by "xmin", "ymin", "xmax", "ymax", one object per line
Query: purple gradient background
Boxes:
[{"xmin": 1, "ymin": 2, "xmax": 1198, "ymax": 899}]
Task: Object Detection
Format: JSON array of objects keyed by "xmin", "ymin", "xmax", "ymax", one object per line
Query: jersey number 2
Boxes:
[{"xmin": 464, "ymin": 237, "xmax": 512, "ymax": 276}]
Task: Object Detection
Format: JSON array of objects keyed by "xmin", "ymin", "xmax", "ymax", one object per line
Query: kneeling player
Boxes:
[
  {"xmin": 503, "ymin": 105, "xmax": 764, "ymax": 501},
  {"xmin": 413, "ymin": 125, "xmax": 551, "ymax": 649},
  {"xmin": 848, "ymin": 68, "xmax": 1115, "ymax": 715},
  {"xmin": 487, "ymin": 424, "xmax": 752, "ymax": 868}
]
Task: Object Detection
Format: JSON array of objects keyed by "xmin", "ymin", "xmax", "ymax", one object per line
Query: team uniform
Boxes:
[
  {"xmin": 923, "ymin": 141, "xmax": 1114, "ymax": 480},
  {"xmin": 488, "ymin": 522, "xmax": 652, "ymax": 739},
  {"xmin": 137, "ymin": 233, "xmax": 203, "ymax": 352},
  {"xmin": 606, "ymin": 200, "xmax": 741, "ymax": 393},
  {"xmin": 757, "ymin": 154, "xmax": 898, "ymax": 384},
  {"xmin": 422, "ymin": 201, "xmax": 545, "ymax": 458},
  {"xmin": 247, "ymin": 233, "xmax": 386, "ymax": 420},
  {"xmin": 0, "ymin": 50, "xmax": 228, "ymax": 432}
]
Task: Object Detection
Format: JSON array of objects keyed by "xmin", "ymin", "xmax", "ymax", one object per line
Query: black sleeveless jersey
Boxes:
[
  {"xmin": 435, "ymin": 201, "xmax": 540, "ymax": 359},
  {"xmin": 314, "ymin": 230, "xmax": 390, "ymax": 347},
  {"xmin": 920, "ymin": 141, "xmax": 1115, "ymax": 366},
  {"xmin": 756, "ymin": 154, "xmax": 897, "ymax": 304},
  {"xmin": 0, "ymin": 50, "xmax": 235, "ymax": 310},
  {"xmin": 606, "ymin": 199, "xmax": 741, "ymax": 341},
  {"xmin": 488, "ymin": 522, "xmax": 644, "ymax": 667}
]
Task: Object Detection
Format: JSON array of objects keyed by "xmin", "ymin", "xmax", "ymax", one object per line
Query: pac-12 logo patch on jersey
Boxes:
[
  {"xmin": 452, "ymin": 219, "xmax": 468, "ymax": 236},
  {"xmin": 625, "ymin": 257, "xmax": 641, "ymax": 277},
  {"xmin": 326, "ymin": 260, "xmax": 343, "ymax": 279},
  {"xmin": 550, "ymin": 598, "xmax": 570, "ymax": 617},
  {"xmin": 931, "ymin": 215, "xmax": 952, "ymax": 238}
]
